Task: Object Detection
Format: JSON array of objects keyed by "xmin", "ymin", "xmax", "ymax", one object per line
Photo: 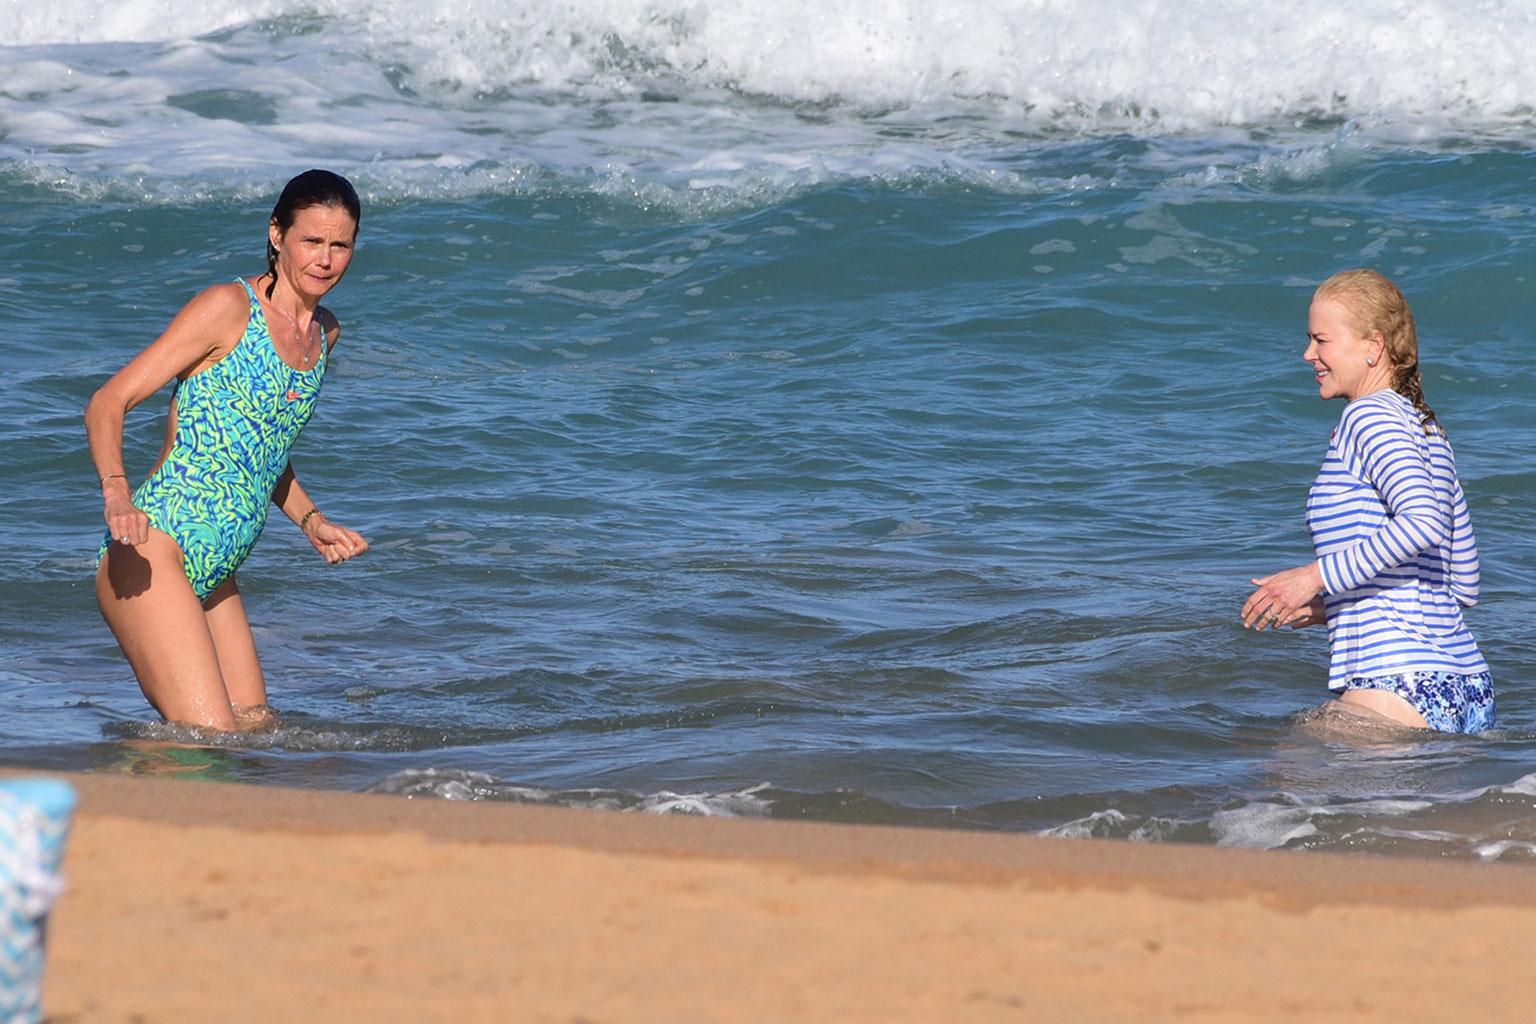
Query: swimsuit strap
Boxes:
[{"xmin": 235, "ymin": 276, "xmax": 261, "ymax": 308}]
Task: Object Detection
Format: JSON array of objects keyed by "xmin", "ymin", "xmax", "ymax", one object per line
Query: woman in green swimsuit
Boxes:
[{"xmin": 85, "ymin": 169, "xmax": 370, "ymax": 731}]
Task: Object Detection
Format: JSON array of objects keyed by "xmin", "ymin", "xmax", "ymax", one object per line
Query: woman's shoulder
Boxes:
[
  {"xmin": 1334, "ymin": 390, "xmax": 1419, "ymax": 450},
  {"xmin": 185, "ymin": 279, "xmax": 255, "ymax": 319},
  {"xmin": 1339, "ymin": 389, "xmax": 1414, "ymax": 427},
  {"xmin": 166, "ymin": 280, "xmax": 254, "ymax": 340},
  {"xmin": 316, "ymin": 304, "xmax": 342, "ymax": 348}
]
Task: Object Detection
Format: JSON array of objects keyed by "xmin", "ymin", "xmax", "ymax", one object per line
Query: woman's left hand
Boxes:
[
  {"xmin": 305, "ymin": 515, "xmax": 369, "ymax": 564},
  {"xmin": 1242, "ymin": 562, "xmax": 1323, "ymax": 631}
]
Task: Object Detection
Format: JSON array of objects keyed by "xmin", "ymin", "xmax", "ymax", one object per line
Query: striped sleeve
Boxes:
[{"xmin": 1317, "ymin": 403, "xmax": 1449, "ymax": 596}]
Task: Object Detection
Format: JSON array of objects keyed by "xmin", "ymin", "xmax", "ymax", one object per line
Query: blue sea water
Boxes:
[{"xmin": 3, "ymin": 0, "xmax": 1536, "ymax": 859}]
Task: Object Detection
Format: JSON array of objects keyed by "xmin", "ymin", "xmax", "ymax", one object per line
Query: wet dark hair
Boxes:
[{"xmin": 264, "ymin": 169, "xmax": 361, "ymax": 298}]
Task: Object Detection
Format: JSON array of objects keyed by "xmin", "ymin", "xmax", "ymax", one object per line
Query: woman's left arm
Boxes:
[
  {"xmin": 270, "ymin": 311, "xmax": 367, "ymax": 564},
  {"xmin": 1315, "ymin": 409, "xmax": 1447, "ymax": 596},
  {"xmin": 271, "ymin": 463, "xmax": 369, "ymax": 565},
  {"xmin": 1244, "ymin": 404, "xmax": 1446, "ymax": 631}
]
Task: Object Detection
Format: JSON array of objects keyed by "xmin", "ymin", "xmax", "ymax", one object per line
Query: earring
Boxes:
[{"xmin": 1366, "ymin": 357, "xmax": 1375, "ymax": 366}]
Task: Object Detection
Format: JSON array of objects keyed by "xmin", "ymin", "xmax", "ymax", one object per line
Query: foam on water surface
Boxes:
[
  {"xmin": 7, "ymin": 0, "xmax": 1536, "ymax": 206},
  {"xmin": 369, "ymin": 768, "xmax": 776, "ymax": 817}
]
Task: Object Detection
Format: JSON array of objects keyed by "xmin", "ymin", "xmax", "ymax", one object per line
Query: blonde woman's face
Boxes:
[{"xmin": 1304, "ymin": 297, "xmax": 1382, "ymax": 402}]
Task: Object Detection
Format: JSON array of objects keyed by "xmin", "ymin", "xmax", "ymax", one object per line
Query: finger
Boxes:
[
  {"xmin": 1246, "ymin": 594, "xmax": 1279, "ymax": 626},
  {"xmin": 110, "ymin": 515, "xmax": 143, "ymax": 546}
]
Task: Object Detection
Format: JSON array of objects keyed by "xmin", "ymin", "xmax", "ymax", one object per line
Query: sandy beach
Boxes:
[{"xmin": 29, "ymin": 771, "xmax": 1536, "ymax": 1023}]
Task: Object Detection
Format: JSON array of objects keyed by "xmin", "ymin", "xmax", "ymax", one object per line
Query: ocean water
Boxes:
[{"xmin": 4, "ymin": 0, "xmax": 1536, "ymax": 861}]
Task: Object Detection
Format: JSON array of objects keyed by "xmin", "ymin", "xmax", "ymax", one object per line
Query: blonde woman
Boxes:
[{"xmin": 1243, "ymin": 269, "xmax": 1493, "ymax": 733}]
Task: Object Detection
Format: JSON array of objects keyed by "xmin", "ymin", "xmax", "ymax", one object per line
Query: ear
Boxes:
[
  {"xmin": 268, "ymin": 218, "xmax": 283, "ymax": 253},
  {"xmin": 1367, "ymin": 329, "xmax": 1388, "ymax": 366}
]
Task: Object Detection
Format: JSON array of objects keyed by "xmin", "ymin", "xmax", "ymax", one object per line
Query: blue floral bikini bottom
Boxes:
[{"xmin": 1345, "ymin": 670, "xmax": 1496, "ymax": 735}]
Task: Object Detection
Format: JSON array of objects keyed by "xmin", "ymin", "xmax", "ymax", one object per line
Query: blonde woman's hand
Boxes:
[
  {"xmin": 1285, "ymin": 596, "xmax": 1327, "ymax": 629},
  {"xmin": 1242, "ymin": 562, "xmax": 1324, "ymax": 631}
]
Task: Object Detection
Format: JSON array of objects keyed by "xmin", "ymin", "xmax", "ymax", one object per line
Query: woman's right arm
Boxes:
[
  {"xmin": 85, "ymin": 283, "xmax": 248, "ymax": 544},
  {"xmin": 1286, "ymin": 596, "xmax": 1326, "ymax": 629}
]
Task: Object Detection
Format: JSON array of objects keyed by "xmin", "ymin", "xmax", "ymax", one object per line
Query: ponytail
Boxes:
[
  {"xmin": 1392, "ymin": 362, "xmax": 1440, "ymax": 436},
  {"xmin": 265, "ymin": 238, "xmax": 279, "ymax": 299}
]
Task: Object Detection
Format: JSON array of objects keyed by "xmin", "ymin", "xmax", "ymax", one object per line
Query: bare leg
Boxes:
[
  {"xmin": 95, "ymin": 530, "xmax": 238, "ymax": 731},
  {"xmin": 1337, "ymin": 688, "xmax": 1430, "ymax": 730},
  {"xmin": 203, "ymin": 576, "xmax": 275, "ymax": 728}
]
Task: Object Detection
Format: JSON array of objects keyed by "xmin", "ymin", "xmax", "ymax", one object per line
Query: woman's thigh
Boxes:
[
  {"xmin": 1337, "ymin": 687, "xmax": 1430, "ymax": 729},
  {"xmin": 96, "ymin": 529, "xmax": 237, "ymax": 731},
  {"xmin": 202, "ymin": 576, "xmax": 270, "ymax": 715}
]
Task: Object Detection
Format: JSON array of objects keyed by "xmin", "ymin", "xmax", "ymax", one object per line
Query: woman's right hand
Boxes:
[{"xmin": 103, "ymin": 483, "xmax": 151, "ymax": 546}]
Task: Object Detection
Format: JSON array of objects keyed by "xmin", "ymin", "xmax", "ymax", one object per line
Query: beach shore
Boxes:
[{"xmin": 39, "ymin": 772, "xmax": 1536, "ymax": 1023}]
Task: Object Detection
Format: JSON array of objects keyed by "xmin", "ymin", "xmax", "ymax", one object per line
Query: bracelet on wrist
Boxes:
[
  {"xmin": 101, "ymin": 473, "xmax": 128, "ymax": 485},
  {"xmin": 300, "ymin": 507, "xmax": 323, "ymax": 533}
]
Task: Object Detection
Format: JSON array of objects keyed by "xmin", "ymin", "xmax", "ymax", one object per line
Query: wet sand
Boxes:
[{"xmin": 40, "ymin": 772, "xmax": 1536, "ymax": 1022}]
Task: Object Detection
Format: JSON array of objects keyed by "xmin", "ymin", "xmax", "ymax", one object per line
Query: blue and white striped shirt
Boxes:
[{"xmin": 1306, "ymin": 389, "xmax": 1487, "ymax": 689}]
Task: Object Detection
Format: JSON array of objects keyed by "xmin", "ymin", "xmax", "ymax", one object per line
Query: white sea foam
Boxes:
[
  {"xmin": 1040, "ymin": 808, "xmax": 1183, "ymax": 843},
  {"xmin": 10, "ymin": 0, "xmax": 1536, "ymax": 125},
  {"xmin": 1209, "ymin": 802, "xmax": 1321, "ymax": 849},
  {"xmin": 368, "ymin": 768, "xmax": 774, "ymax": 816},
  {"xmin": 5, "ymin": 0, "xmax": 1536, "ymax": 202}
]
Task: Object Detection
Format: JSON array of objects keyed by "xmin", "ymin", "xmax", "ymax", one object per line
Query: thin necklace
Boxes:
[{"xmin": 268, "ymin": 288, "xmax": 320, "ymax": 366}]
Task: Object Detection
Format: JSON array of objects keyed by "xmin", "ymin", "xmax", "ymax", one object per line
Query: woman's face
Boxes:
[
  {"xmin": 270, "ymin": 203, "xmax": 358, "ymax": 301},
  {"xmin": 1304, "ymin": 296, "xmax": 1382, "ymax": 402}
]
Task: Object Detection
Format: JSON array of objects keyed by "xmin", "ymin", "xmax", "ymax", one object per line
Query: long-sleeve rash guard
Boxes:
[{"xmin": 1306, "ymin": 389, "xmax": 1487, "ymax": 689}]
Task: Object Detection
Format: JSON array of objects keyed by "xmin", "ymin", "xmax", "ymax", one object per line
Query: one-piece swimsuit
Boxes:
[{"xmin": 97, "ymin": 278, "xmax": 328, "ymax": 599}]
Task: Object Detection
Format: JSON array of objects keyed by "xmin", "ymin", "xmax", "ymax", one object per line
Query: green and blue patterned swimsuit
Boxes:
[{"xmin": 99, "ymin": 278, "xmax": 328, "ymax": 599}]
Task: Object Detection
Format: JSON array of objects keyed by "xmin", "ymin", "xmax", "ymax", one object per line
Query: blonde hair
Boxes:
[{"xmin": 1314, "ymin": 268, "xmax": 1439, "ymax": 434}]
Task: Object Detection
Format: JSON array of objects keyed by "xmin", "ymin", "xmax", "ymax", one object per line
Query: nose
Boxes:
[{"xmin": 1302, "ymin": 338, "xmax": 1318, "ymax": 363}]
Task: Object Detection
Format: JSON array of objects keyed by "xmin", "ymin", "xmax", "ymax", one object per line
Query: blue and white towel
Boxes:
[{"xmin": 0, "ymin": 779, "xmax": 76, "ymax": 1024}]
